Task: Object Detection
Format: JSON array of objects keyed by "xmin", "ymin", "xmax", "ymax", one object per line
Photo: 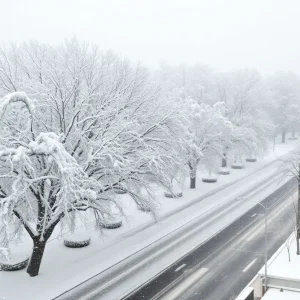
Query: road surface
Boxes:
[{"xmin": 123, "ymin": 178, "xmax": 296, "ymax": 300}]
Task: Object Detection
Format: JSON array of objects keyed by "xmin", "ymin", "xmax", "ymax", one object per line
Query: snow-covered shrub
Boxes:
[
  {"xmin": 100, "ymin": 202, "xmax": 123, "ymax": 229},
  {"xmin": 231, "ymin": 164, "xmax": 244, "ymax": 169},
  {"xmin": 218, "ymin": 168, "xmax": 230, "ymax": 175},
  {"xmin": 289, "ymin": 137, "xmax": 298, "ymax": 140},
  {"xmin": 0, "ymin": 254, "xmax": 29, "ymax": 271},
  {"xmin": 245, "ymin": 158, "xmax": 257, "ymax": 162},
  {"xmin": 164, "ymin": 191, "xmax": 183, "ymax": 198},
  {"xmin": 101, "ymin": 219, "xmax": 123, "ymax": 229},
  {"xmin": 202, "ymin": 176, "xmax": 217, "ymax": 183},
  {"xmin": 64, "ymin": 234, "xmax": 91, "ymax": 248}
]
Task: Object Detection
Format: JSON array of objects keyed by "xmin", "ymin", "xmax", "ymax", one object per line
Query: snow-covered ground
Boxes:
[
  {"xmin": 259, "ymin": 232, "xmax": 300, "ymax": 283},
  {"xmin": 0, "ymin": 138, "xmax": 299, "ymax": 300},
  {"xmin": 262, "ymin": 288, "xmax": 300, "ymax": 300}
]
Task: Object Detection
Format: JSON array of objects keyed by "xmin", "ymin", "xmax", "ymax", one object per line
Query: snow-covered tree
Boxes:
[
  {"xmin": 182, "ymin": 100, "xmax": 232, "ymax": 188},
  {"xmin": 0, "ymin": 40, "xmax": 183, "ymax": 276},
  {"xmin": 267, "ymin": 72, "xmax": 300, "ymax": 143},
  {"xmin": 159, "ymin": 66, "xmax": 273, "ymax": 183},
  {"xmin": 218, "ymin": 69, "xmax": 274, "ymax": 164}
]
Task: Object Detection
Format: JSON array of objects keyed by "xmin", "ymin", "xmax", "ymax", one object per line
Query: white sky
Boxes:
[{"xmin": 2, "ymin": 0, "xmax": 300, "ymax": 74}]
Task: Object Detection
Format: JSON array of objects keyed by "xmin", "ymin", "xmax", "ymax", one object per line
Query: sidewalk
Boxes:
[{"xmin": 0, "ymin": 139, "xmax": 298, "ymax": 300}]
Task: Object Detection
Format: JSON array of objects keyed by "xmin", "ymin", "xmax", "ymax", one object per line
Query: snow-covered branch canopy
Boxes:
[{"xmin": 0, "ymin": 41, "xmax": 184, "ymax": 245}]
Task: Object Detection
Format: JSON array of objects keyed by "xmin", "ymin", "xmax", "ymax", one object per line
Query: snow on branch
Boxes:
[
  {"xmin": 0, "ymin": 131, "xmax": 100, "ymax": 242},
  {"xmin": 279, "ymin": 147, "xmax": 300, "ymax": 179},
  {"xmin": 0, "ymin": 92, "xmax": 35, "ymax": 120}
]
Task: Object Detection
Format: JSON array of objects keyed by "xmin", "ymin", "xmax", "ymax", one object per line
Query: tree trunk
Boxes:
[
  {"xmin": 273, "ymin": 133, "xmax": 276, "ymax": 151},
  {"xmin": 292, "ymin": 128, "xmax": 295, "ymax": 138},
  {"xmin": 221, "ymin": 156, "xmax": 227, "ymax": 168},
  {"xmin": 190, "ymin": 176, "xmax": 196, "ymax": 189},
  {"xmin": 190, "ymin": 167, "xmax": 196, "ymax": 189},
  {"xmin": 27, "ymin": 239, "xmax": 46, "ymax": 277},
  {"xmin": 282, "ymin": 130, "xmax": 286, "ymax": 143}
]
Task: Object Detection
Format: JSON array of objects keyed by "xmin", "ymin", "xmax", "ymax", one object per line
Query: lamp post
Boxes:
[{"xmin": 250, "ymin": 199, "xmax": 268, "ymax": 293}]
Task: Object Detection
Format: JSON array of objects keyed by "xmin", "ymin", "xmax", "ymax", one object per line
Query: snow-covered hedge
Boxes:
[
  {"xmin": 202, "ymin": 176, "xmax": 217, "ymax": 183},
  {"xmin": 101, "ymin": 219, "xmax": 123, "ymax": 229},
  {"xmin": 164, "ymin": 191, "xmax": 183, "ymax": 198},
  {"xmin": 245, "ymin": 158, "xmax": 257, "ymax": 162},
  {"xmin": 64, "ymin": 234, "xmax": 91, "ymax": 248},
  {"xmin": 100, "ymin": 203, "xmax": 123, "ymax": 229},
  {"xmin": 231, "ymin": 164, "xmax": 244, "ymax": 169},
  {"xmin": 218, "ymin": 168, "xmax": 230, "ymax": 175},
  {"xmin": 0, "ymin": 254, "xmax": 29, "ymax": 271}
]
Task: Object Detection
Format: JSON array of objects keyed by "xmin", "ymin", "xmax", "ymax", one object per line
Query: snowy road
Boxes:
[
  {"xmin": 54, "ymin": 170, "xmax": 296, "ymax": 300},
  {"xmin": 123, "ymin": 179, "xmax": 296, "ymax": 300}
]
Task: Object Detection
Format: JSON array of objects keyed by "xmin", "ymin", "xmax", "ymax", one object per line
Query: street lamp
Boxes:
[{"xmin": 246, "ymin": 198, "xmax": 268, "ymax": 293}]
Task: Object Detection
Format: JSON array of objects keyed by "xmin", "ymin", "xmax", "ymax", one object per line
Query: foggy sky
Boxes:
[{"xmin": 2, "ymin": 0, "xmax": 300, "ymax": 74}]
